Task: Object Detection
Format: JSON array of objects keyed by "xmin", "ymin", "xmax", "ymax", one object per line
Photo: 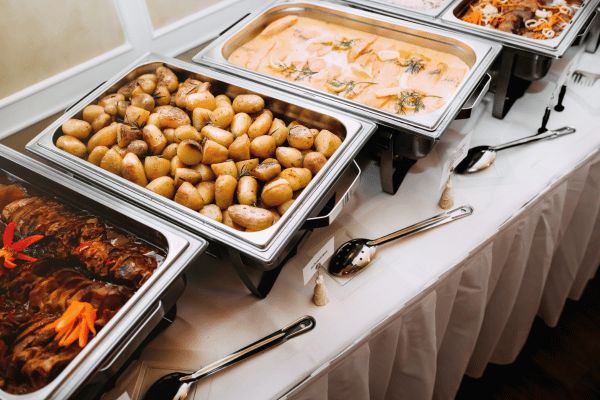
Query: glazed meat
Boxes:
[
  {"xmin": 6, "ymin": 314, "xmax": 79, "ymax": 392},
  {"xmin": 2, "ymin": 189, "xmax": 158, "ymax": 288},
  {"xmin": 4, "ymin": 261, "xmax": 132, "ymax": 326},
  {"xmin": 0, "ymin": 184, "xmax": 26, "ymax": 211},
  {"xmin": 0, "ymin": 177, "xmax": 164, "ymax": 394}
]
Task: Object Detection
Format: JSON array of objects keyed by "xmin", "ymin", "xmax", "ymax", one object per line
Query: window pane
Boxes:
[
  {"xmin": 146, "ymin": 0, "xmax": 223, "ymax": 29},
  {"xmin": 0, "ymin": 0, "xmax": 125, "ymax": 98}
]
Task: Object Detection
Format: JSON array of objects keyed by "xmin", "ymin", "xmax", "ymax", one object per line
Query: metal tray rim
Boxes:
[{"xmin": 0, "ymin": 145, "xmax": 207, "ymax": 400}]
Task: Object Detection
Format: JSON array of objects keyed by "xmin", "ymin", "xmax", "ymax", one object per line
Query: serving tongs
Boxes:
[{"xmin": 143, "ymin": 316, "xmax": 316, "ymax": 400}]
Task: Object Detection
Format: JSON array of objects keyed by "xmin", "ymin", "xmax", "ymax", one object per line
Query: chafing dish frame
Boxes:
[
  {"xmin": 0, "ymin": 145, "xmax": 207, "ymax": 400},
  {"xmin": 27, "ymin": 53, "xmax": 376, "ymax": 278}
]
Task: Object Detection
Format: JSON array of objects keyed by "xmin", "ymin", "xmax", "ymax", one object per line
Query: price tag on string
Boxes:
[{"xmin": 302, "ymin": 237, "xmax": 335, "ymax": 285}]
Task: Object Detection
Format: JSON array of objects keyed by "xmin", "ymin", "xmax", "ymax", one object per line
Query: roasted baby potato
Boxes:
[
  {"xmin": 210, "ymin": 106, "xmax": 234, "ymax": 129},
  {"xmin": 192, "ymin": 108, "xmax": 212, "ymax": 131},
  {"xmin": 100, "ymin": 148, "xmax": 123, "ymax": 175},
  {"xmin": 211, "ymin": 160, "xmax": 237, "ymax": 177},
  {"xmin": 287, "ymin": 125, "xmax": 314, "ymax": 150},
  {"xmin": 279, "ymin": 167, "xmax": 312, "ymax": 191},
  {"xmin": 230, "ymin": 113, "xmax": 252, "ymax": 137},
  {"xmin": 194, "ymin": 163, "xmax": 216, "ymax": 181},
  {"xmin": 215, "ymin": 175, "xmax": 237, "ymax": 210},
  {"xmin": 174, "ymin": 125, "xmax": 202, "ymax": 142},
  {"xmin": 174, "ymin": 182, "xmax": 204, "ymax": 210},
  {"xmin": 142, "ymin": 125, "xmax": 167, "ymax": 154},
  {"xmin": 156, "ymin": 66, "xmax": 179, "ymax": 92},
  {"xmin": 57, "ymin": 135, "xmax": 87, "ymax": 158},
  {"xmin": 251, "ymin": 158, "xmax": 281, "ymax": 182},
  {"xmin": 237, "ymin": 176, "xmax": 258, "ymax": 206},
  {"xmin": 277, "ymin": 199, "xmax": 295, "ymax": 215},
  {"xmin": 227, "ymin": 205, "xmax": 274, "ymax": 231},
  {"xmin": 314, "ymin": 129, "xmax": 342, "ymax": 157},
  {"xmin": 87, "ymin": 145, "xmax": 109, "ymax": 166},
  {"xmin": 117, "ymin": 124, "xmax": 142, "ymax": 147},
  {"xmin": 250, "ymin": 135, "xmax": 276, "ymax": 159},
  {"xmin": 200, "ymin": 204, "xmax": 222, "ymax": 222},
  {"xmin": 202, "ymin": 140, "xmax": 229, "ymax": 165},
  {"xmin": 275, "ymin": 147, "xmax": 303, "ymax": 168},
  {"xmin": 201, "ymin": 125, "xmax": 234, "ymax": 147},
  {"xmin": 155, "ymin": 105, "xmax": 190, "ymax": 128},
  {"xmin": 177, "ymin": 140, "xmax": 203, "ymax": 165},
  {"xmin": 229, "ymin": 134, "xmax": 251, "ymax": 162},
  {"xmin": 127, "ymin": 140, "xmax": 149, "ymax": 157},
  {"xmin": 122, "ymin": 153, "xmax": 148, "ymax": 186},
  {"xmin": 232, "ymin": 94, "xmax": 264, "ymax": 114},
  {"xmin": 174, "ymin": 167, "xmax": 202, "ymax": 186},
  {"xmin": 222, "ymin": 209, "xmax": 244, "ymax": 230},
  {"xmin": 261, "ymin": 178, "xmax": 293, "ymax": 207},
  {"xmin": 87, "ymin": 124, "xmax": 118, "ymax": 151},
  {"xmin": 161, "ymin": 143, "xmax": 179, "ymax": 160},
  {"xmin": 196, "ymin": 181, "xmax": 215, "ymax": 204},
  {"xmin": 303, "ymin": 151, "xmax": 327, "ymax": 174},
  {"xmin": 248, "ymin": 110, "xmax": 272, "ymax": 139},
  {"xmin": 147, "ymin": 176, "xmax": 175, "ymax": 198},
  {"xmin": 185, "ymin": 91, "xmax": 216, "ymax": 111},
  {"xmin": 82, "ymin": 105, "xmax": 105, "ymax": 124},
  {"xmin": 269, "ymin": 118, "xmax": 289, "ymax": 146},
  {"xmin": 144, "ymin": 156, "xmax": 171, "ymax": 180},
  {"xmin": 62, "ymin": 119, "xmax": 92, "ymax": 140},
  {"xmin": 236, "ymin": 158, "xmax": 260, "ymax": 176}
]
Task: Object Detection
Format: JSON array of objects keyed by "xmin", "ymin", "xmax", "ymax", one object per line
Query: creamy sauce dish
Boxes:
[{"xmin": 228, "ymin": 16, "xmax": 470, "ymax": 116}]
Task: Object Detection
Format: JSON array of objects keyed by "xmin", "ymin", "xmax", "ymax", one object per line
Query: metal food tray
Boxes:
[
  {"xmin": 441, "ymin": 0, "xmax": 600, "ymax": 58},
  {"xmin": 27, "ymin": 53, "xmax": 376, "ymax": 270},
  {"xmin": 338, "ymin": 0, "xmax": 456, "ymax": 21},
  {"xmin": 194, "ymin": 0, "xmax": 501, "ymax": 143},
  {"xmin": 0, "ymin": 145, "xmax": 207, "ymax": 400}
]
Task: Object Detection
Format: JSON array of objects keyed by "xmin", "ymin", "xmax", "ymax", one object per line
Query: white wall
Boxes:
[{"xmin": 0, "ymin": 0, "xmax": 264, "ymax": 140}]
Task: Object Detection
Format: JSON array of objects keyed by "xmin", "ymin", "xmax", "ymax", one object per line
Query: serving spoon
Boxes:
[
  {"xmin": 143, "ymin": 316, "xmax": 315, "ymax": 400},
  {"xmin": 329, "ymin": 205, "xmax": 473, "ymax": 277},
  {"xmin": 454, "ymin": 126, "xmax": 576, "ymax": 174}
]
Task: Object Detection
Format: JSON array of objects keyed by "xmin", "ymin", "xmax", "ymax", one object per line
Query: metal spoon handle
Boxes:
[
  {"xmin": 493, "ymin": 126, "xmax": 575, "ymax": 152},
  {"xmin": 180, "ymin": 316, "xmax": 315, "ymax": 383},
  {"xmin": 367, "ymin": 205, "xmax": 473, "ymax": 247}
]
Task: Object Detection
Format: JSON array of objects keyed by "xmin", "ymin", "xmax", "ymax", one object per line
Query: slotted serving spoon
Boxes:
[
  {"xmin": 329, "ymin": 205, "xmax": 473, "ymax": 277},
  {"xmin": 143, "ymin": 316, "xmax": 315, "ymax": 400}
]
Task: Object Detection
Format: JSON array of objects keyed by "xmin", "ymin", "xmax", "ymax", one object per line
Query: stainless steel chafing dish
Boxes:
[
  {"xmin": 439, "ymin": 0, "xmax": 600, "ymax": 119},
  {"xmin": 0, "ymin": 145, "xmax": 206, "ymax": 400},
  {"xmin": 193, "ymin": 0, "xmax": 500, "ymax": 193},
  {"xmin": 441, "ymin": 0, "xmax": 600, "ymax": 58},
  {"xmin": 27, "ymin": 53, "xmax": 375, "ymax": 297}
]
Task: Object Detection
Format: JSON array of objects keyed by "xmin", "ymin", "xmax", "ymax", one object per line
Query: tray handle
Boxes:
[
  {"xmin": 64, "ymin": 81, "xmax": 107, "ymax": 114},
  {"xmin": 219, "ymin": 13, "xmax": 250, "ymax": 37},
  {"xmin": 455, "ymin": 73, "xmax": 491, "ymax": 120},
  {"xmin": 96, "ymin": 300, "xmax": 165, "ymax": 376},
  {"xmin": 575, "ymin": 6, "xmax": 599, "ymax": 44},
  {"xmin": 301, "ymin": 160, "xmax": 361, "ymax": 230}
]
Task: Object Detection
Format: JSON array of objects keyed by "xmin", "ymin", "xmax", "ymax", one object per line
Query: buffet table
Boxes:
[{"xmin": 98, "ymin": 47, "xmax": 600, "ymax": 400}]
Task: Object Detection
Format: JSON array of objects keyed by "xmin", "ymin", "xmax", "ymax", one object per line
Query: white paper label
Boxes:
[{"xmin": 302, "ymin": 237, "xmax": 335, "ymax": 285}]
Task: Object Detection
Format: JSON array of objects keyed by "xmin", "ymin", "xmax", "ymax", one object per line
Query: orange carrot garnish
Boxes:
[{"xmin": 42, "ymin": 301, "xmax": 98, "ymax": 348}]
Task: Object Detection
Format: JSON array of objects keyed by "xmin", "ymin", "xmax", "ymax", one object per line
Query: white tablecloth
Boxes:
[{"xmin": 105, "ymin": 50, "xmax": 600, "ymax": 400}]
